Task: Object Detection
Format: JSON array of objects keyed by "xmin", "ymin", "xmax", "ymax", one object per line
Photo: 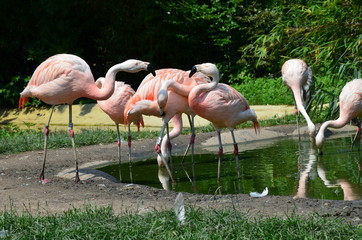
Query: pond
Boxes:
[{"xmin": 97, "ymin": 135, "xmax": 362, "ymax": 200}]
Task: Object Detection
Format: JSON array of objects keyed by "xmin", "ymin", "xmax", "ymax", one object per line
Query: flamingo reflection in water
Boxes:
[{"xmin": 294, "ymin": 140, "xmax": 362, "ymax": 200}]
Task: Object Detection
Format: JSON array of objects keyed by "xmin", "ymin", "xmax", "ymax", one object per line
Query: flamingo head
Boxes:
[
  {"xmin": 157, "ymin": 89, "xmax": 168, "ymax": 117},
  {"xmin": 189, "ymin": 63, "xmax": 219, "ymax": 81},
  {"xmin": 122, "ymin": 59, "xmax": 156, "ymax": 76},
  {"xmin": 315, "ymin": 129, "xmax": 324, "ymax": 155},
  {"xmin": 308, "ymin": 123, "xmax": 316, "ymax": 141}
]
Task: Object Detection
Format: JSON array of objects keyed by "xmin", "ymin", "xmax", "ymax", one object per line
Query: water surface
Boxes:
[{"xmin": 98, "ymin": 135, "xmax": 362, "ymax": 200}]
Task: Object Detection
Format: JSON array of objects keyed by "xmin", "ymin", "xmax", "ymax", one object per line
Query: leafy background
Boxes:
[{"xmin": 0, "ymin": 0, "xmax": 361, "ymax": 121}]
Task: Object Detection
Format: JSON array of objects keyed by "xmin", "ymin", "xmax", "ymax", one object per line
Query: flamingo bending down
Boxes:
[
  {"xmin": 124, "ymin": 69, "xmax": 209, "ymax": 169},
  {"xmin": 158, "ymin": 63, "xmax": 260, "ymax": 180},
  {"xmin": 281, "ymin": 59, "xmax": 315, "ymax": 140},
  {"xmin": 316, "ymin": 79, "xmax": 362, "ymax": 154},
  {"xmin": 19, "ymin": 54, "xmax": 154, "ymax": 183}
]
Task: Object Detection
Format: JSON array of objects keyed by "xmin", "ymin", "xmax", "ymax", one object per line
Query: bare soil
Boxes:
[{"xmin": 0, "ymin": 125, "xmax": 361, "ymax": 224}]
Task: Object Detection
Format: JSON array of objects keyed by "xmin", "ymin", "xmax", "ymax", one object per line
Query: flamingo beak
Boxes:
[
  {"xmin": 189, "ymin": 66, "xmax": 197, "ymax": 78},
  {"xmin": 147, "ymin": 63, "xmax": 156, "ymax": 77}
]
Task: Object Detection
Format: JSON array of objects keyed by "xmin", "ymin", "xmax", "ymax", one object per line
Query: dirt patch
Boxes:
[{"xmin": 0, "ymin": 125, "xmax": 361, "ymax": 224}]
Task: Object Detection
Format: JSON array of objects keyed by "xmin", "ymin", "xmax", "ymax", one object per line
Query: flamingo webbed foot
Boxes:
[{"xmin": 40, "ymin": 178, "xmax": 50, "ymax": 184}]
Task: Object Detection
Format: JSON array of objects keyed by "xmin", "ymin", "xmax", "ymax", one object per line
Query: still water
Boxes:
[{"xmin": 98, "ymin": 136, "xmax": 362, "ymax": 200}]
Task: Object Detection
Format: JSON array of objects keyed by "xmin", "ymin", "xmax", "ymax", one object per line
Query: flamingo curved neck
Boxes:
[
  {"xmin": 292, "ymin": 88, "xmax": 315, "ymax": 136},
  {"xmin": 90, "ymin": 62, "xmax": 135, "ymax": 100},
  {"xmin": 316, "ymin": 117, "xmax": 349, "ymax": 150},
  {"xmin": 157, "ymin": 114, "xmax": 183, "ymax": 166},
  {"xmin": 192, "ymin": 74, "xmax": 219, "ymax": 96}
]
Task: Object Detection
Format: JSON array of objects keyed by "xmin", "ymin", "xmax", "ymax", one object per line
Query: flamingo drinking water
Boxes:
[
  {"xmin": 282, "ymin": 59, "xmax": 315, "ymax": 140},
  {"xmin": 316, "ymin": 79, "xmax": 362, "ymax": 154}
]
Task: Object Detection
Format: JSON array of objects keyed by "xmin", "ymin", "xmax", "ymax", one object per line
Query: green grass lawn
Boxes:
[
  {"xmin": 0, "ymin": 114, "xmax": 300, "ymax": 155},
  {"xmin": 1, "ymin": 206, "xmax": 361, "ymax": 239}
]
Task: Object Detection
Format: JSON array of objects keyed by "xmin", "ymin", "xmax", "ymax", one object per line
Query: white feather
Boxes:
[
  {"xmin": 249, "ymin": 187, "xmax": 268, "ymax": 198},
  {"xmin": 174, "ymin": 192, "xmax": 186, "ymax": 224}
]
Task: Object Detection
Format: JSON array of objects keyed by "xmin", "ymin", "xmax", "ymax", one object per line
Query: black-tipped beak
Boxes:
[
  {"xmin": 189, "ymin": 65, "xmax": 197, "ymax": 78},
  {"xmin": 147, "ymin": 63, "xmax": 156, "ymax": 77},
  {"xmin": 160, "ymin": 109, "xmax": 165, "ymax": 117}
]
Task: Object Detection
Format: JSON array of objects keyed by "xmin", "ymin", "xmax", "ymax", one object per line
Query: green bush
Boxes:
[{"xmin": 232, "ymin": 77, "xmax": 294, "ymax": 105}]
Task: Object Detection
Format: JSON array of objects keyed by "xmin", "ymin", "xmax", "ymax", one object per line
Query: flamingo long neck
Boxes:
[
  {"xmin": 158, "ymin": 80, "xmax": 193, "ymax": 109},
  {"xmin": 316, "ymin": 115, "xmax": 350, "ymax": 150},
  {"xmin": 157, "ymin": 114, "xmax": 183, "ymax": 166},
  {"xmin": 291, "ymin": 87, "xmax": 316, "ymax": 137},
  {"xmin": 190, "ymin": 74, "xmax": 219, "ymax": 100},
  {"xmin": 89, "ymin": 63, "xmax": 132, "ymax": 100}
]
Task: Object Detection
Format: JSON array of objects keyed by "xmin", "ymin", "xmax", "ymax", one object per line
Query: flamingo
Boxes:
[
  {"xmin": 124, "ymin": 69, "xmax": 209, "ymax": 164},
  {"xmin": 315, "ymin": 79, "xmax": 362, "ymax": 154},
  {"xmin": 95, "ymin": 80, "xmax": 139, "ymax": 182},
  {"xmin": 281, "ymin": 59, "xmax": 315, "ymax": 140},
  {"xmin": 19, "ymin": 54, "xmax": 155, "ymax": 183},
  {"xmin": 158, "ymin": 63, "xmax": 260, "ymax": 180}
]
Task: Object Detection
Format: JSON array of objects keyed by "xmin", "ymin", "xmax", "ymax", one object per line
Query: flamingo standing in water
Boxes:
[
  {"xmin": 282, "ymin": 59, "xmax": 315, "ymax": 140},
  {"xmin": 124, "ymin": 69, "xmax": 209, "ymax": 156},
  {"xmin": 19, "ymin": 54, "xmax": 154, "ymax": 183},
  {"xmin": 124, "ymin": 69, "xmax": 209, "ymax": 181},
  {"xmin": 96, "ymin": 77, "xmax": 155, "ymax": 182},
  {"xmin": 316, "ymin": 79, "xmax": 362, "ymax": 154},
  {"xmin": 158, "ymin": 63, "xmax": 260, "ymax": 180}
]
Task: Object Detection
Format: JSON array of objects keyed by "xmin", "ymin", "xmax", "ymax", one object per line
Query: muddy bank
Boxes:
[{"xmin": 0, "ymin": 124, "xmax": 361, "ymax": 224}]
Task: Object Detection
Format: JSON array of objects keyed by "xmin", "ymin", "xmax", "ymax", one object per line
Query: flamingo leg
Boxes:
[
  {"xmin": 116, "ymin": 123, "xmax": 122, "ymax": 182},
  {"xmin": 181, "ymin": 115, "xmax": 195, "ymax": 165},
  {"xmin": 230, "ymin": 129, "xmax": 240, "ymax": 179},
  {"xmin": 166, "ymin": 123, "xmax": 174, "ymax": 170},
  {"xmin": 294, "ymin": 105, "xmax": 301, "ymax": 141},
  {"xmin": 154, "ymin": 120, "xmax": 175, "ymax": 183},
  {"xmin": 216, "ymin": 129, "xmax": 223, "ymax": 182},
  {"xmin": 127, "ymin": 124, "xmax": 133, "ymax": 183},
  {"xmin": 352, "ymin": 119, "xmax": 361, "ymax": 152},
  {"xmin": 39, "ymin": 106, "xmax": 55, "ymax": 183},
  {"xmin": 155, "ymin": 123, "xmax": 167, "ymax": 154},
  {"xmin": 68, "ymin": 104, "xmax": 80, "ymax": 183}
]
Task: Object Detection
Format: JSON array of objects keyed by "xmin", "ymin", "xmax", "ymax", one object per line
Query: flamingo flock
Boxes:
[{"xmin": 19, "ymin": 54, "xmax": 362, "ymax": 184}]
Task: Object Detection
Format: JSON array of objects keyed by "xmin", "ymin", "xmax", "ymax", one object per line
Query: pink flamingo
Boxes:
[
  {"xmin": 95, "ymin": 80, "xmax": 140, "ymax": 182},
  {"xmin": 158, "ymin": 63, "xmax": 260, "ymax": 180},
  {"xmin": 123, "ymin": 69, "xmax": 209, "ymax": 180},
  {"xmin": 19, "ymin": 54, "xmax": 154, "ymax": 183},
  {"xmin": 281, "ymin": 59, "xmax": 315, "ymax": 140},
  {"xmin": 316, "ymin": 79, "xmax": 362, "ymax": 154}
]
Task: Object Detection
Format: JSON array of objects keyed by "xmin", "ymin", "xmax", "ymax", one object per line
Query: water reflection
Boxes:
[
  {"xmin": 317, "ymin": 153, "xmax": 362, "ymax": 200},
  {"xmin": 294, "ymin": 142, "xmax": 317, "ymax": 199},
  {"xmin": 97, "ymin": 135, "xmax": 362, "ymax": 200},
  {"xmin": 158, "ymin": 168, "xmax": 170, "ymax": 191},
  {"xmin": 294, "ymin": 138, "xmax": 362, "ymax": 200}
]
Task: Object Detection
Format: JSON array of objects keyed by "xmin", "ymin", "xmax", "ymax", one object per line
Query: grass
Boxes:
[
  {"xmin": 0, "ymin": 113, "xmax": 305, "ymax": 155},
  {"xmin": 0, "ymin": 206, "xmax": 361, "ymax": 239}
]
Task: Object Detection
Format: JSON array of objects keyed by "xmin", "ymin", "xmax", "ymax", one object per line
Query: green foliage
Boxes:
[
  {"xmin": 241, "ymin": 1, "xmax": 362, "ymax": 79},
  {"xmin": 232, "ymin": 77, "xmax": 294, "ymax": 105},
  {"xmin": 0, "ymin": 0, "xmax": 360, "ymax": 118}
]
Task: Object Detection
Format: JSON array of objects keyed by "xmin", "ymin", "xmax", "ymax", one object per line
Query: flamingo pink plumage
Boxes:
[
  {"xmin": 281, "ymin": 59, "xmax": 315, "ymax": 140},
  {"xmin": 316, "ymin": 78, "xmax": 362, "ymax": 154},
  {"xmin": 124, "ymin": 69, "xmax": 209, "ymax": 168},
  {"xmin": 95, "ymin": 79, "xmax": 139, "ymax": 182},
  {"xmin": 158, "ymin": 63, "xmax": 260, "ymax": 180},
  {"xmin": 19, "ymin": 54, "xmax": 154, "ymax": 183}
]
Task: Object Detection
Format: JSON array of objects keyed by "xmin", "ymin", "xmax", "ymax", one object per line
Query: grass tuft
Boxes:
[{"xmin": 0, "ymin": 206, "xmax": 360, "ymax": 239}]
